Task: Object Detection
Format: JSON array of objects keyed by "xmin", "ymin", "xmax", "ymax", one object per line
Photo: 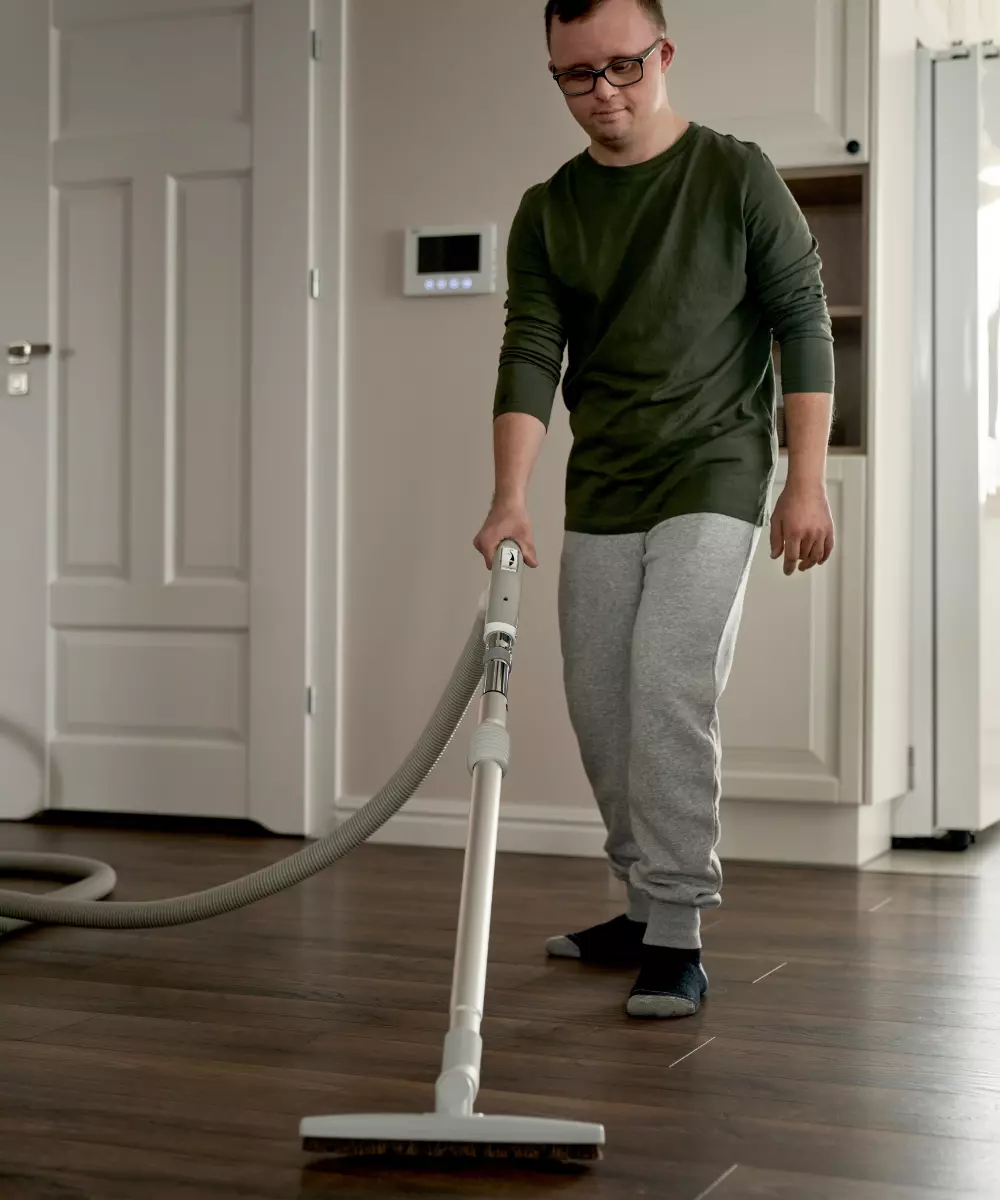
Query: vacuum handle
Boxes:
[{"xmin": 485, "ymin": 538, "xmax": 523, "ymax": 640}]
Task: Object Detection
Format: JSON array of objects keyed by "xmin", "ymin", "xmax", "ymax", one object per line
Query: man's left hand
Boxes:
[{"xmin": 770, "ymin": 480, "xmax": 835, "ymax": 575}]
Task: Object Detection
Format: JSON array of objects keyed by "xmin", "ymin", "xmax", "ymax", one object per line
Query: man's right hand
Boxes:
[{"xmin": 473, "ymin": 501, "xmax": 538, "ymax": 570}]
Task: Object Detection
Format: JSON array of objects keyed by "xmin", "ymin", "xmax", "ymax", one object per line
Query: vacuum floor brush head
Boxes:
[
  {"xmin": 302, "ymin": 1137, "xmax": 601, "ymax": 1164},
  {"xmin": 300, "ymin": 1113, "xmax": 605, "ymax": 1165}
]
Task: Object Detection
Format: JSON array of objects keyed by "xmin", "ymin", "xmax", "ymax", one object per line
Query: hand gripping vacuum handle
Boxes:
[
  {"xmin": 482, "ymin": 538, "xmax": 523, "ymax": 700},
  {"xmin": 485, "ymin": 540, "xmax": 522, "ymax": 638}
]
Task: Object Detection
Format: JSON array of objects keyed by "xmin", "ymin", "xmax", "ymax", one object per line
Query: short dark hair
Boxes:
[{"xmin": 544, "ymin": 0, "xmax": 667, "ymax": 45}]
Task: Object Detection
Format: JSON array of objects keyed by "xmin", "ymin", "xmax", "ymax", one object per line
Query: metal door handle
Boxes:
[{"xmin": 7, "ymin": 342, "xmax": 52, "ymax": 364}]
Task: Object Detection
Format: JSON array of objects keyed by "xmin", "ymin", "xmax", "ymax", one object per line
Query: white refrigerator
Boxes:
[{"xmin": 899, "ymin": 42, "xmax": 1000, "ymax": 848}]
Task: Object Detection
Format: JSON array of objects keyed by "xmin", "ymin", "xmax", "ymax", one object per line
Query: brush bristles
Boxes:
[{"xmin": 302, "ymin": 1137, "xmax": 602, "ymax": 1163}]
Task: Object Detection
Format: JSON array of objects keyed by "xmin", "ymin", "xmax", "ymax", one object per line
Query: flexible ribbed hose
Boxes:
[{"xmin": 0, "ymin": 615, "xmax": 485, "ymax": 930}]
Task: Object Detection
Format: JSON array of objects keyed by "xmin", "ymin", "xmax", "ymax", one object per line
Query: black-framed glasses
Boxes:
[{"xmin": 551, "ymin": 39, "xmax": 663, "ymax": 96}]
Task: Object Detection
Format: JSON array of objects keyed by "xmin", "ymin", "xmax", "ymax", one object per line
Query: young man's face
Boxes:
[{"xmin": 547, "ymin": 0, "xmax": 674, "ymax": 150}]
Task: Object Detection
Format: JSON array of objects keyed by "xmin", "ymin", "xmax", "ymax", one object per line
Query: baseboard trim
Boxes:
[
  {"xmin": 333, "ymin": 795, "xmax": 893, "ymax": 868},
  {"xmin": 333, "ymin": 796, "xmax": 607, "ymax": 858}
]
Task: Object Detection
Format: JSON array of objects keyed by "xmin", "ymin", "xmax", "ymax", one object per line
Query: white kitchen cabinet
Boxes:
[
  {"xmin": 665, "ymin": 0, "xmax": 871, "ymax": 168},
  {"xmin": 719, "ymin": 455, "xmax": 867, "ymax": 806}
]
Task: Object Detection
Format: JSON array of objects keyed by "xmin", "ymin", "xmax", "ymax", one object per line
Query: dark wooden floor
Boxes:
[{"xmin": 1, "ymin": 821, "xmax": 999, "ymax": 1199}]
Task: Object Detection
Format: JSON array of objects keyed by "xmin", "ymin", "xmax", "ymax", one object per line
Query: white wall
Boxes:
[
  {"xmin": 917, "ymin": 0, "xmax": 1000, "ymax": 46},
  {"xmin": 335, "ymin": 0, "xmax": 596, "ymax": 823},
  {"xmin": 323, "ymin": 0, "xmax": 920, "ymax": 863}
]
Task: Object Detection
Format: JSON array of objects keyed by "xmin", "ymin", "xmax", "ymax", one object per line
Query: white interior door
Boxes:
[{"xmin": 0, "ymin": 0, "xmax": 317, "ymax": 833}]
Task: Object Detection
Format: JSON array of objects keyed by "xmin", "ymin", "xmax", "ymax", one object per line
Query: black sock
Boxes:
[
  {"xmin": 631, "ymin": 944, "xmax": 705, "ymax": 996},
  {"xmin": 552, "ymin": 912, "xmax": 646, "ymax": 964}
]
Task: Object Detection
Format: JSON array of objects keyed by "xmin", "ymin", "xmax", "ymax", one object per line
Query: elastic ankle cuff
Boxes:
[
  {"xmin": 626, "ymin": 883, "xmax": 651, "ymax": 924},
  {"xmin": 645, "ymin": 901, "xmax": 702, "ymax": 950}
]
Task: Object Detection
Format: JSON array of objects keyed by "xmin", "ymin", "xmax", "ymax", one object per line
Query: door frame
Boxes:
[
  {"xmin": 248, "ymin": 0, "xmax": 323, "ymax": 834},
  {"xmin": 307, "ymin": 0, "xmax": 346, "ymax": 838},
  {"xmin": 897, "ymin": 46, "xmax": 936, "ymax": 839}
]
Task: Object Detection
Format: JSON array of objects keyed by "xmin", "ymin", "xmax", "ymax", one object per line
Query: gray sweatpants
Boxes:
[{"xmin": 558, "ymin": 512, "xmax": 760, "ymax": 950}]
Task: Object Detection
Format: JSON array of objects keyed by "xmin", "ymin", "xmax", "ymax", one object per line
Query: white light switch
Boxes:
[{"xmin": 6, "ymin": 371, "xmax": 28, "ymax": 396}]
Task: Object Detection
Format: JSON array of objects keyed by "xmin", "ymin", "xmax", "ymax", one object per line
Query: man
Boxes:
[{"xmin": 474, "ymin": 0, "xmax": 835, "ymax": 1019}]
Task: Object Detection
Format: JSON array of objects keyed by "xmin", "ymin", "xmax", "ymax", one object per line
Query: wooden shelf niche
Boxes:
[{"xmin": 773, "ymin": 166, "xmax": 869, "ymax": 452}]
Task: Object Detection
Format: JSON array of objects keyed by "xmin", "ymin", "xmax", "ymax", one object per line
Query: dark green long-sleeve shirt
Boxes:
[{"xmin": 492, "ymin": 122, "xmax": 834, "ymax": 534}]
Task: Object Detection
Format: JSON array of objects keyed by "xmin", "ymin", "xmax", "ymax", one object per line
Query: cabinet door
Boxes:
[
  {"xmin": 665, "ymin": 0, "xmax": 871, "ymax": 168},
  {"xmin": 718, "ymin": 456, "xmax": 866, "ymax": 804}
]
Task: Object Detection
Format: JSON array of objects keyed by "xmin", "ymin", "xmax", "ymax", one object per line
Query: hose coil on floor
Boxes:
[{"xmin": 0, "ymin": 614, "xmax": 487, "ymax": 935}]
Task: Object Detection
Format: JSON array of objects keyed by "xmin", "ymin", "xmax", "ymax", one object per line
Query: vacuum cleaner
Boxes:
[{"xmin": 0, "ymin": 539, "xmax": 606, "ymax": 1165}]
